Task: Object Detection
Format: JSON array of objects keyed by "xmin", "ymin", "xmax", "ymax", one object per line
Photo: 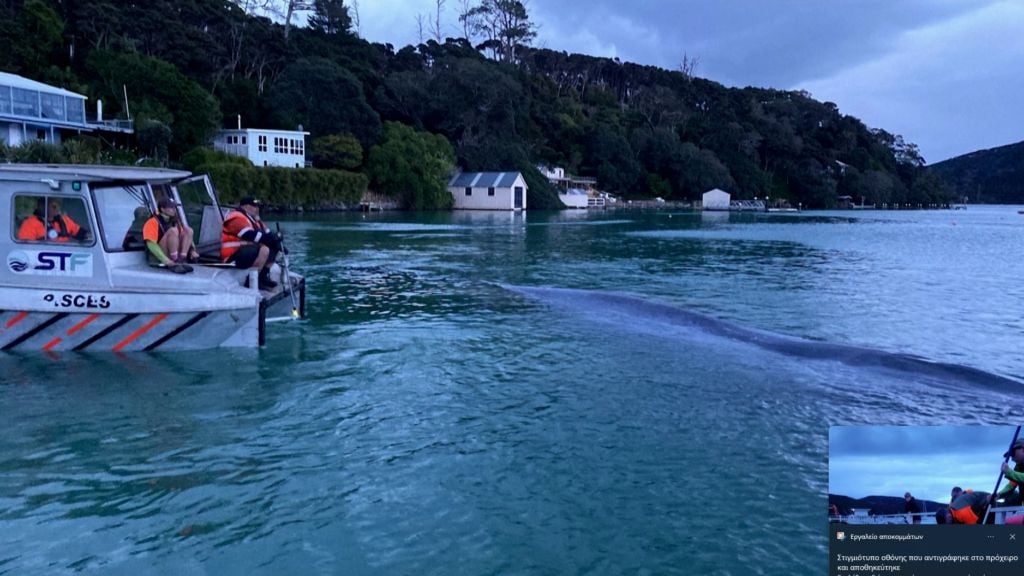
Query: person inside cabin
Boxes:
[
  {"xmin": 143, "ymin": 198, "xmax": 198, "ymax": 274},
  {"xmin": 221, "ymin": 196, "xmax": 281, "ymax": 290},
  {"xmin": 17, "ymin": 197, "xmax": 90, "ymax": 242},
  {"xmin": 16, "ymin": 198, "xmax": 50, "ymax": 241},
  {"xmin": 48, "ymin": 197, "xmax": 90, "ymax": 242}
]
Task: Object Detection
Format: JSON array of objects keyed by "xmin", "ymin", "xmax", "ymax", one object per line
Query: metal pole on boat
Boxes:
[
  {"xmin": 276, "ymin": 223, "xmax": 300, "ymax": 319},
  {"xmin": 982, "ymin": 425, "xmax": 1022, "ymax": 525}
]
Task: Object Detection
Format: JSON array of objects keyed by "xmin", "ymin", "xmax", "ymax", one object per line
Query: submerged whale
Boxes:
[{"xmin": 503, "ymin": 284, "xmax": 1024, "ymax": 394}]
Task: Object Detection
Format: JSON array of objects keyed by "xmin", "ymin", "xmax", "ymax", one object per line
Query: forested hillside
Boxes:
[
  {"xmin": 930, "ymin": 140, "xmax": 1024, "ymax": 204},
  {"xmin": 0, "ymin": 0, "xmax": 954, "ymax": 209}
]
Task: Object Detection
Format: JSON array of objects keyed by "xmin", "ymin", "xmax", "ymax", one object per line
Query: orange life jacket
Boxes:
[{"xmin": 221, "ymin": 210, "xmax": 268, "ymax": 261}]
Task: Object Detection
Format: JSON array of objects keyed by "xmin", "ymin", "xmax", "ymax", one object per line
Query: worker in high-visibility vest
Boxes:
[{"xmin": 221, "ymin": 196, "xmax": 281, "ymax": 290}]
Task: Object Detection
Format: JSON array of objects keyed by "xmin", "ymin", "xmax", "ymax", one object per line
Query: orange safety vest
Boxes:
[
  {"xmin": 17, "ymin": 214, "xmax": 47, "ymax": 241},
  {"xmin": 50, "ymin": 213, "xmax": 81, "ymax": 241},
  {"xmin": 142, "ymin": 213, "xmax": 175, "ymax": 244},
  {"xmin": 16, "ymin": 214, "xmax": 80, "ymax": 242},
  {"xmin": 221, "ymin": 210, "xmax": 268, "ymax": 261}
]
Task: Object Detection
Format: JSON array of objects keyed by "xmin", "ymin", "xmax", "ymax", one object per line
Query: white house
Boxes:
[
  {"xmin": 0, "ymin": 72, "xmax": 93, "ymax": 146},
  {"xmin": 702, "ymin": 188, "xmax": 731, "ymax": 211},
  {"xmin": 449, "ymin": 171, "xmax": 527, "ymax": 211},
  {"xmin": 213, "ymin": 127, "xmax": 309, "ymax": 168}
]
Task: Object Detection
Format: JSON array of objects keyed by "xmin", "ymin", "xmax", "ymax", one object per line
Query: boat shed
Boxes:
[
  {"xmin": 449, "ymin": 171, "xmax": 527, "ymax": 211},
  {"xmin": 0, "ymin": 72, "xmax": 93, "ymax": 146},
  {"xmin": 702, "ymin": 188, "xmax": 731, "ymax": 211},
  {"xmin": 213, "ymin": 128, "xmax": 309, "ymax": 168}
]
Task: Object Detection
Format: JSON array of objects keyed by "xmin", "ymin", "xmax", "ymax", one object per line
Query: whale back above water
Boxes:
[{"xmin": 503, "ymin": 284, "xmax": 1024, "ymax": 394}]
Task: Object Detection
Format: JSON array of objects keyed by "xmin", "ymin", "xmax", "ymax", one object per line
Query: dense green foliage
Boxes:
[
  {"xmin": 205, "ymin": 162, "xmax": 367, "ymax": 208},
  {"xmin": 0, "ymin": 138, "xmax": 132, "ymax": 164},
  {"xmin": 930, "ymin": 141, "xmax": 1024, "ymax": 204},
  {"xmin": 367, "ymin": 122, "xmax": 455, "ymax": 210},
  {"xmin": 0, "ymin": 0, "xmax": 953, "ymax": 209},
  {"xmin": 308, "ymin": 133, "xmax": 363, "ymax": 170}
]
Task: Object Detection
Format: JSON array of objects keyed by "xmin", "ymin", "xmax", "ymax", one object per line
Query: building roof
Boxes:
[
  {"xmin": 449, "ymin": 171, "xmax": 523, "ymax": 188},
  {"xmin": 0, "ymin": 71, "xmax": 87, "ymax": 99},
  {"xmin": 217, "ymin": 128, "xmax": 310, "ymax": 136},
  {"xmin": 0, "ymin": 164, "xmax": 191, "ymax": 183}
]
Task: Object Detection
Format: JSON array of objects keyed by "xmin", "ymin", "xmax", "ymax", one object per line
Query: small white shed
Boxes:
[
  {"xmin": 702, "ymin": 188, "xmax": 731, "ymax": 211},
  {"xmin": 449, "ymin": 171, "xmax": 527, "ymax": 211}
]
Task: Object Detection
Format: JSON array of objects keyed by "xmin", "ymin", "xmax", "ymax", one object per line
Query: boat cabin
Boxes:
[{"xmin": 0, "ymin": 164, "xmax": 304, "ymax": 351}]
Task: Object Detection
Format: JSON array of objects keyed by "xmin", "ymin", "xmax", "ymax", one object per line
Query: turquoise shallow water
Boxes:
[{"xmin": 2, "ymin": 206, "xmax": 1023, "ymax": 574}]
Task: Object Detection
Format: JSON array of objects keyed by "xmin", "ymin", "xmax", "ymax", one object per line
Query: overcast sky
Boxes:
[
  {"xmin": 829, "ymin": 426, "xmax": 1020, "ymax": 505},
  {"xmin": 350, "ymin": 0, "xmax": 1024, "ymax": 164}
]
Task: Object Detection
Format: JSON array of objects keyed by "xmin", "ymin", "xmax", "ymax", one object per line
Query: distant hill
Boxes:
[
  {"xmin": 829, "ymin": 494, "xmax": 944, "ymax": 516},
  {"xmin": 823, "ymin": 494, "xmax": 942, "ymax": 516},
  {"xmin": 930, "ymin": 140, "xmax": 1024, "ymax": 204}
]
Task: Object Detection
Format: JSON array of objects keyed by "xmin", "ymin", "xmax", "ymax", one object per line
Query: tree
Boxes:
[
  {"xmin": 309, "ymin": 133, "xmax": 363, "ymax": 169},
  {"xmin": 366, "ymin": 122, "xmax": 456, "ymax": 210},
  {"xmin": 11, "ymin": 0, "xmax": 64, "ymax": 77},
  {"xmin": 308, "ymin": 0, "xmax": 352, "ymax": 36},
  {"xmin": 231, "ymin": 0, "xmax": 315, "ymax": 39},
  {"xmin": 460, "ymin": 0, "xmax": 536, "ymax": 64},
  {"xmin": 86, "ymin": 49, "xmax": 221, "ymax": 156},
  {"xmin": 267, "ymin": 57, "xmax": 381, "ymax": 144},
  {"xmin": 137, "ymin": 119, "xmax": 173, "ymax": 164}
]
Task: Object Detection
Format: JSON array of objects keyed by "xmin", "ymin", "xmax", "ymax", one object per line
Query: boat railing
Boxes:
[
  {"xmin": 840, "ymin": 512, "xmax": 937, "ymax": 524},
  {"xmin": 989, "ymin": 505, "xmax": 1024, "ymax": 524},
  {"xmin": 837, "ymin": 506, "xmax": 1024, "ymax": 525}
]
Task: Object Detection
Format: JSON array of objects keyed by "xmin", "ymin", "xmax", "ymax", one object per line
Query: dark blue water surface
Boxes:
[{"xmin": 2, "ymin": 206, "xmax": 1023, "ymax": 575}]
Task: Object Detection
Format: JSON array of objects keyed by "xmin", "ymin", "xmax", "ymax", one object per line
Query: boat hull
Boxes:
[{"xmin": 0, "ymin": 284, "xmax": 267, "ymax": 351}]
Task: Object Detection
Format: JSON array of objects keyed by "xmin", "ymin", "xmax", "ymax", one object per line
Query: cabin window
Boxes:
[
  {"xmin": 465, "ymin": 187, "xmax": 472, "ymax": 196},
  {"xmin": 12, "ymin": 194, "xmax": 94, "ymax": 246},
  {"xmin": 40, "ymin": 93, "xmax": 65, "ymax": 120},
  {"xmin": 65, "ymin": 97, "xmax": 85, "ymax": 123},
  {"xmin": 258, "ymin": 135, "xmax": 267, "ymax": 152},
  {"xmin": 0, "ymin": 85, "xmax": 10, "ymax": 115},
  {"xmin": 90, "ymin": 183, "xmax": 151, "ymax": 252},
  {"xmin": 488, "ymin": 187, "xmax": 495, "ymax": 196},
  {"xmin": 11, "ymin": 88, "xmax": 38, "ymax": 117},
  {"xmin": 241, "ymin": 136, "xmax": 247, "ymax": 145}
]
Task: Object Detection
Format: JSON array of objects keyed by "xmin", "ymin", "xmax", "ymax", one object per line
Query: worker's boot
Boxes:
[{"xmin": 258, "ymin": 268, "xmax": 278, "ymax": 290}]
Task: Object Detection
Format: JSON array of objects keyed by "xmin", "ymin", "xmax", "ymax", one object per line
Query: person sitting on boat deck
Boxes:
[
  {"xmin": 17, "ymin": 197, "xmax": 89, "ymax": 242},
  {"xmin": 221, "ymin": 196, "xmax": 281, "ymax": 290},
  {"xmin": 993, "ymin": 438, "xmax": 1024, "ymax": 525},
  {"xmin": 950, "ymin": 488, "xmax": 991, "ymax": 524},
  {"xmin": 143, "ymin": 198, "xmax": 198, "ymax": 274},
  {"xmin": 904, "ymin": 492, "xmax": 924, "ymax": 524}
]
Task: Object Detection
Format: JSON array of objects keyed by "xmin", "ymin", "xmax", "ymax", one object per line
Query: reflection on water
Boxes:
[{"xmin": 2, "ymin": 206, "xmax": 1023, "ymax": 575}]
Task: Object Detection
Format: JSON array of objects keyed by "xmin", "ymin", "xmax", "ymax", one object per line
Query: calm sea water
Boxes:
[{"xmin": 2, "ymin": 206, "xmax": 1023, "ymax": 575}]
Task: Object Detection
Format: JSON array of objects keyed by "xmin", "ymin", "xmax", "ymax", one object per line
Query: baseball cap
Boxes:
[
  {"xmin": 157, "ymin": 198, "xmax": 179, "ymax": 209},
  {"xmin": 239, "ymin": 196, "xmax": 263, "ymax": 207}
]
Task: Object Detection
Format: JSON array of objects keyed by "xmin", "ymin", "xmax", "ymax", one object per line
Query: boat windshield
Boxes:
[
  {"xmin": 173, "ymin": 175, "xmax": 223, "ymax": 259},
  {"xmin": 90, "ymin": 182, "xmax": 153, "ymax": 252}
]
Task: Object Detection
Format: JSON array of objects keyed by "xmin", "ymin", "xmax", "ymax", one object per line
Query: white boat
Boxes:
[{"xmin": 0, "ymin": 164, "xmax": 305, "ymax": 351}]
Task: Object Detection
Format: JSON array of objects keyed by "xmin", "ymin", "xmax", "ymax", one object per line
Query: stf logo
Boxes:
[
  {"xmin": 7, "ymin": 251, "xmax": 29, "ymax": 272},
  {"xmin": 7, "ymin": 250, "xmax": 93, "ymax": 277}
]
